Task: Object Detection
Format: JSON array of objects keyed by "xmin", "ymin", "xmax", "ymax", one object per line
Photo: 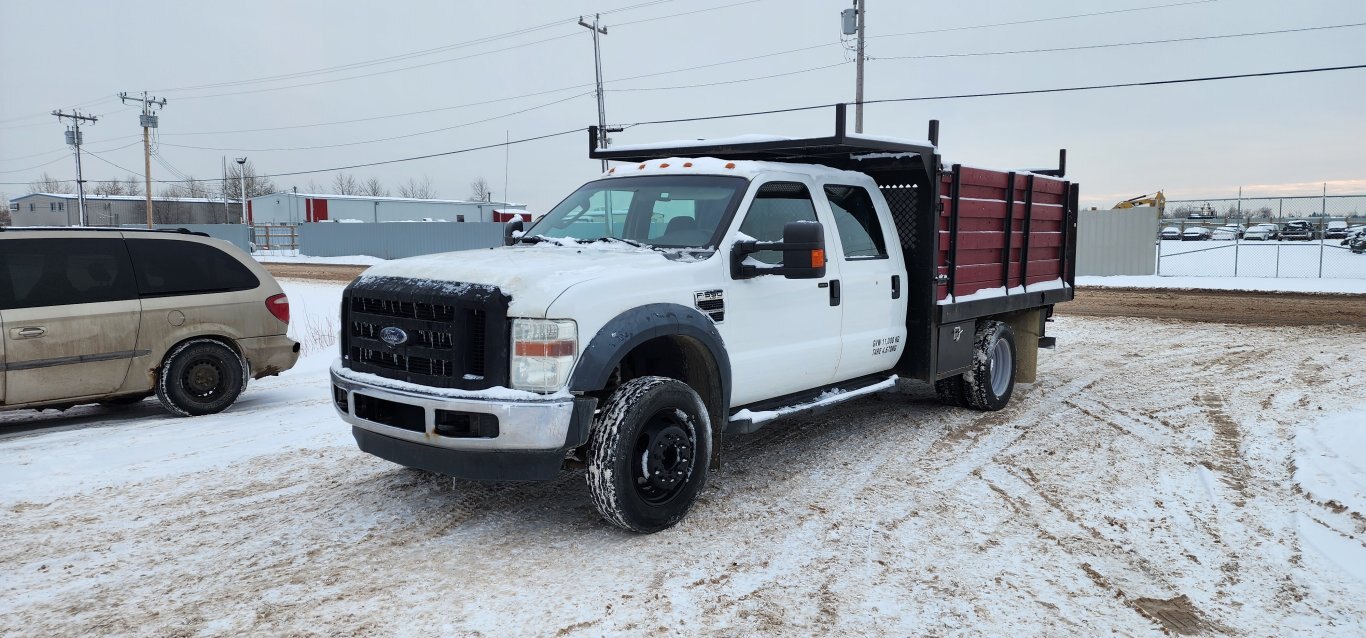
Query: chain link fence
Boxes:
[{"xmin": 1156, "ymin": 195, "xmax": 1366, "ymax": 279}]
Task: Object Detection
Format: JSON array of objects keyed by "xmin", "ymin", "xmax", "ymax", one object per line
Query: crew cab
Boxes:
[{"xmin": 331, "ymin": 107, "xmax": 1078, "ymax": 532}]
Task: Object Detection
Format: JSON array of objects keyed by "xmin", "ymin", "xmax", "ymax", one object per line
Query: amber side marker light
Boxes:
[{"xmin": 811, "ymin": 249, "xmax": 826, "ymax": 268}]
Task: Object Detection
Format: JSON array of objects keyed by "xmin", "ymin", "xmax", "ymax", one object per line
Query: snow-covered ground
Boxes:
[
  {"xmin": 2, "ymin": 282, "xmax": 1364, "ymax": 636},
  {"xmin": 252, "ymin": 251, "xmax": 387, "ymax": 266}
]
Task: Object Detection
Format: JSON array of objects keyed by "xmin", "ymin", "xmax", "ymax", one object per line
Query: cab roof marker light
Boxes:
[
  {"xmin": 607, "ymin": 167, "xmax": 616, "ymax": 174},
  {"xmin": 725, "ymin": 162, "xmax": 736, "ymax": 169},
  {"xmin": 659, "ymin": 163, "xmax": 670, "ymax": 168},
  {"xmin": 638, "ymin": 163, "xmax": 647, "ymax": 169},
  {"xmin": 683, "ymin": 162, "xmax": 693, "ymax": 168}
]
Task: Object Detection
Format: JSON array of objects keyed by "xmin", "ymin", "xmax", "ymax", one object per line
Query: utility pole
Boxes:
[
  {"xmin": 52, "ymin": 110, "xmax": 98, "ymax": 226},
  {"xmin": 118, "ymin": 91, "xmax": 167, "ymax": 228},
  {"xmin": 578, "ymin": 13, "xmax": 610, "ymax": 171},
  {"xmin": 853, "ymin": 0, "xmax": 867, "ymax": 133}
]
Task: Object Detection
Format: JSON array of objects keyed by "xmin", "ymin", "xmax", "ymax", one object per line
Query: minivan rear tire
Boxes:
[{"xmin": 157, "ymin": 339, "xmax": 247, "ymax": 417}]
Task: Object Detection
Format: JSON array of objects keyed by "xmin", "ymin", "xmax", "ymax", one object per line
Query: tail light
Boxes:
[{"xmin": 266, "ymin": 294, "xmax": 290, "ymax": 325}]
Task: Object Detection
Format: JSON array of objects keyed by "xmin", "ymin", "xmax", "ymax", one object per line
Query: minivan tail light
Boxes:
[{"xmin": 266, "ymin": 294, "xmax": 290, "ymax": 324}]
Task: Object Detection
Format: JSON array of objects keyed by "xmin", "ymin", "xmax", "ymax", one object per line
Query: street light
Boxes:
[{"xmin": 235, "ymin": 157, "xmax": 248, "ymax": 225}]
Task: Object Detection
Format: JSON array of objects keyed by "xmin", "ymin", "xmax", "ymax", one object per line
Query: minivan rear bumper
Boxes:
[{"xmin": 238, "ymin": 334, "xmax": 300, "ymax": 378}]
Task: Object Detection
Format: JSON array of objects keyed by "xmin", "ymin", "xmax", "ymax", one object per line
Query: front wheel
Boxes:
[
  {"xmin": 157, "ymin": 339, "xmax": 247, "ymax": 417},
  {"xmin": 586, "ymin": 376, "xmax": 711, "ymax": 533},
  {"xmin": 965, "ymin": 320, "xmax": 1017, "ymax": 411}
]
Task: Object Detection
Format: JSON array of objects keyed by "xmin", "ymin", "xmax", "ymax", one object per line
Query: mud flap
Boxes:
[{"xmin": 1003, "ymin": 309, "xmax": 1043, "ymax": 384}]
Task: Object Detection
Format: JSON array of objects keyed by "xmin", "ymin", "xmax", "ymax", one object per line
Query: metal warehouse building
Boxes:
[
  {"xmin": 9, "ymin": 193, "xmax": 239, "ymax": 226},
  {"xmin": 246, "ymin": 192, "xmax": 530, "ymax": 224}
]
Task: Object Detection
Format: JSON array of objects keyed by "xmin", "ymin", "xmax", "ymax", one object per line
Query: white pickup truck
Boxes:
[{"xmin": 332, "ymin": 109, "xmax": 1078, "ymax": 532}]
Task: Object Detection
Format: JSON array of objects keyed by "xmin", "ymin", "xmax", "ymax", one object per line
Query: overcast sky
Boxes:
[{"xmin": 2, "ymin": 0, "xmax": 1363, "ymax": 211}]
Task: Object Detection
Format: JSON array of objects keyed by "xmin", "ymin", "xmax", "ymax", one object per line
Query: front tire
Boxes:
[
  {"xmin": 157, "ymin": 339, "xmax": 247, "ymax": 417},
  {"xmin": 586, "ymin": 376, "xmax": 711, "ymax": 533},
  {"xmin": 965, "ymin": 320, "xmax": 1017, "ymax": 411}
]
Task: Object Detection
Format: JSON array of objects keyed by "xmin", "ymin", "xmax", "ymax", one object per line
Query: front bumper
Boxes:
[{"xmin": 331, "ymin": 362, "xmax": 596, "ymax": 480}]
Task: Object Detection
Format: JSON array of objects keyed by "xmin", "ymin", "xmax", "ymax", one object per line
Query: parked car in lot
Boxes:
[
  {"xmin": 1243, "ymin": 223, "xmax": 1279, "ymax": 241},
  {"xmin": 1280, "ymin": 220, "xmax": 1314, "ymax": 241},
  {"xmin": 1341, "ymin": 226, "xmax": 1366, "ymax": 246},
  {"xmin": 1181, "ymin": 226, "xmax": 1213, "ymax": 241},
  {"xmin": 1351, "ymin": 231, "xmax": 1366, "ymax": 254},
  {"xmin": 1161, "ymin": 226, "xmax": 1182, "ymax": 240},
  {"xmin": 1212, "ymin": 224, "xmax": 1245, "ymax": 240},
  {"xmin": 1324, "ymin": 221, "xmax": 1349, "ymax": 239},
  {"xmin": 0, "ymin": 228, "xmax": 300, "ymax": 416}
]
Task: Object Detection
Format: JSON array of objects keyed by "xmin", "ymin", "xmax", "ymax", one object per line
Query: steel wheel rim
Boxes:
[
  {"xmin": 631, "ymin": 409, "xmax": 696, "ymax": 506},
  {"xmin": 183, "ymin": 358, "xmax": 226, "ymax": 400},
  {"xmin": 989, "ymin": 337, "xmax": 1012, "ymax": 397}
]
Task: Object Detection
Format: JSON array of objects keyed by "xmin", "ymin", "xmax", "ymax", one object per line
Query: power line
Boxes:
[
  {"xmin": 870, "ymin": 22, "xmax": 1366, "ymax": 62},
  {"xmin": 608, "ymin": 61, "xmax": 850, "ymax": 92},
  {"xmin": 9, "ymin": 63, "xmax": 1363, "ymax": 187},
  {"xmin": 874, "ymin": 0, "xmax": 1221, "ymax": 42},
  {"xmin": 150, "ymin": 0, "xmax": 678, "ymax": 95},
  {"xmin": 158, "ymin": 92, "xmax": 592, "ymax": 152}
]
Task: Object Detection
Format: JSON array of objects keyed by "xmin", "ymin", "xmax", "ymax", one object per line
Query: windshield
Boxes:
[{"xmin": 523, "ymin": 175, "xmax": 748, "ymax": 248}]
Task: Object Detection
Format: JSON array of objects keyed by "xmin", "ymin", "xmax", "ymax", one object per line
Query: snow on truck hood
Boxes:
[{"xmin": 356, "ymin": 242, "xmax": 693, "ymax": 317}]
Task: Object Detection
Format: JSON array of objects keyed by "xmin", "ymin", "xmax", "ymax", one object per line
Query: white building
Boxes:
[{"xmin": 246, "ymin": 192, "xmax": 530, "ymax": 224}]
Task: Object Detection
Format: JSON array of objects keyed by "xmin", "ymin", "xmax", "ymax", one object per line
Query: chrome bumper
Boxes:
[{"xmin": 330, "ymin": 362, "xmax": 578, "ymax": 452}]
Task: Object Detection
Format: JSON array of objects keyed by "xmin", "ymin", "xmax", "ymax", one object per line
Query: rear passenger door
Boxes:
[
  {"xmin": 0, "ymin": 236, "xmax": 142, "ymax": 405},
  {"xmin": 822, "ymin": 184, "xmax": 907, "ymax": 380}
]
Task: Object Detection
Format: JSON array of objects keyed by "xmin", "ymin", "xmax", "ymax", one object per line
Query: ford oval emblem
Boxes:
[{"xmin": 379, "ymin": 326, "xmax": 409, "ymax": 346}]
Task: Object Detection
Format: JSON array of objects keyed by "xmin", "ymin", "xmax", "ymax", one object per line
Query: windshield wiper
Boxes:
[{"xmin": 595, "ymin": 236, "xmax": 648, "ymax": 248}]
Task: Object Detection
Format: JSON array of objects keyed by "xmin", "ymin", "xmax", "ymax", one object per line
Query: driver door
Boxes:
[{"xmin": 719, "ymin": 179, "xmax": 843, "ymax": 406}]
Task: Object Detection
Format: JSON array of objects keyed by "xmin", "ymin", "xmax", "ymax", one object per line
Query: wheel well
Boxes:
[
  {"xmin": 594, "ymin": 335, "xmax": 724, "ymax": 429},
  {"xmin": 157, "ymin": 334, "xmax": 242, "ymax": 369}
]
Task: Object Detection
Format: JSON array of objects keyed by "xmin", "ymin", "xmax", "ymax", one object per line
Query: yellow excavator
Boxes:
[{"xmin": 1113, "ymin": 190, "xmax": 1166, "ymax": 214}]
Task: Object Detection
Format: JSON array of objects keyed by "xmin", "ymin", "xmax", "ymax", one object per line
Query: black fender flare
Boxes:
[{"xmin": 570, "ymin": 303, "xmax": 731, "ymax": 466}]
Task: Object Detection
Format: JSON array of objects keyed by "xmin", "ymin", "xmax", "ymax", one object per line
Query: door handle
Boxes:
[
  {"xmin": 891, "ymin": 275, "xmax": 901, "ymax": 299},
  {"xmin": 12, "ymin": 327, "xmax": 46, "ymax": 339},
  {"xmin": 829, "ymin": 279, "xmax": 841, "ymax": 307}
]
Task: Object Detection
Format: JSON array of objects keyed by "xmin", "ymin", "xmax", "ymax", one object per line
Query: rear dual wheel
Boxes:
[{"xmin": 937, "ymin": 319, "xmax": 1017, "ymax": 412}]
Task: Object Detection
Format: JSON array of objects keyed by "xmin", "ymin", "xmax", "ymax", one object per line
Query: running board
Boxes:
[{"xmin": 725, "ymin": 374, "xmax": 898, "ymax": 435}]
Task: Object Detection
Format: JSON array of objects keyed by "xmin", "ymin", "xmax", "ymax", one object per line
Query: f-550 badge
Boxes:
[{"xmin": 694, "ymin": 289, "xmax": 725, "ymax": 323}]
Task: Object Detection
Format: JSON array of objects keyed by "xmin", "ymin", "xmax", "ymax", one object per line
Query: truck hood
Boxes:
[{"xmin": 355, "ymin": 243, "xmax": 701, "ymax": 317}]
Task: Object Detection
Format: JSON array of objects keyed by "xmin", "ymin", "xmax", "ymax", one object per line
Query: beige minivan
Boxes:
[{"xmin": 0, "ymin": 228, "xmax": 299, "ymax": 416}]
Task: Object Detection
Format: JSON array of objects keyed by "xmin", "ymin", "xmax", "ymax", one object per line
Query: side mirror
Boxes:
[
  {"xmin": 503, "ymin": 219, "xmax": 525, "ymax": 246},
  {"xmin": 731, "ymin": 220, "xmax": 827, "ymax": 280}
]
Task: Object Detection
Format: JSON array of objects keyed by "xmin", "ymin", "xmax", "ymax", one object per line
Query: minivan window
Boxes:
[
  {"xmin": 0, "ymin": 238, "xmax": 138, "ymax": 309},
  {"xmin": 126, "ymin": 238, "xmax": 259, "ymax": 296}
]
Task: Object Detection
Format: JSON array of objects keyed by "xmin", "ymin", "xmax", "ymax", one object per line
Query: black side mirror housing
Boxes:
[
  {"xmin": 731, "ymin": 220, "xmax": 827, "ymax": 280},
  {"xmin": 503, "ymin": 219, "xmax": 525, "ymax": 246}
]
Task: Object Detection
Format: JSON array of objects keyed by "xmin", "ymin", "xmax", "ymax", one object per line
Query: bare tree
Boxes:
[
  {"xmin": 156, "ymin": 185, "xmax": 192, "ymax": 224},
  {"xmin": 468, "ymin": 177, "xmax": 492, "ymax": 202},
  {"xmin": 331, "ymin": 172, "xmax": 361, "ymax": 195},
  {"xmin": 92, "ymin": 179, "xmax": 127, "ymax": 196},
  {"xmin": 362, "ymin": 176, "xmax": 389, "ymax": 197},
  {"xmin": 305, "ymin": 179, "xmax": 324, "ymax": 193},
  {"xmin": 122, "ymin": 174, "xmax": 143, "ymax": 196},
  {"xmin": 223, "ymin": 160, "xmax": 278, "ymax": 202},
  {"xmin": 183, "ymin": 176, "xmax": 212, "ymax": 199},
  {"xmin": 28, "ymin": 172, "xmax": 74, "ymax": 194},
  {"xmin": 0, "ymin": 192, "xmax": 12, "ymax": 227},
  {"xmin": 397, "ymin": 175, "xmax": 436, "ymax": 199}
]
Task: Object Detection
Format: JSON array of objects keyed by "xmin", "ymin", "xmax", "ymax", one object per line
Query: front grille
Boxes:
[{"xmin": 341, "ymin": 277, "xmax": 510, "ymax": 390}]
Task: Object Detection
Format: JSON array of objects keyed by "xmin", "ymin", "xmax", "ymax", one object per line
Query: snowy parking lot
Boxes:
[{"xmin": 2, "ymin": 281, "xmax": 1364, "ymax": 636}]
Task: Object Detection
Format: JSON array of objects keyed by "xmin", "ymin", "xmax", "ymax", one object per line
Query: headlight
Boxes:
[{"xmin": 510, "ymin": 319, "xmax": 577, "ymax": 393}]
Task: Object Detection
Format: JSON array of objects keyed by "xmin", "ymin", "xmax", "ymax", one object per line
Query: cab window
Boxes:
[
  {"xmin": 738, "ymin": 182, "xmax": 818, "ymax": 265},
  {"xmin": 824, "ymin": 185, "xmax": 887, "ymax": 259}
]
